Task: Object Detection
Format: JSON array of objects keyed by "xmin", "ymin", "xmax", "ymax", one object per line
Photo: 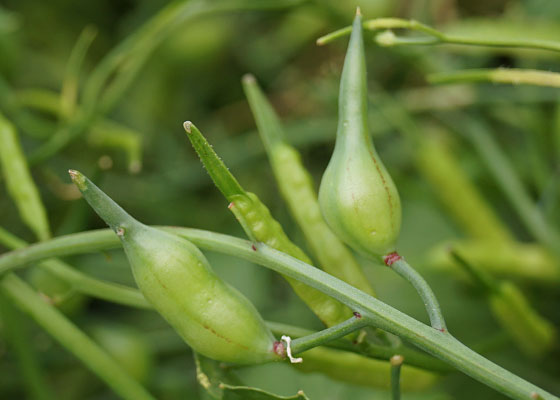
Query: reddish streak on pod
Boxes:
[
  {"xmin": 251, "ymin": 244, "xmax": 257, "ymax": 251},
  {"xmin": 228, "ymin": 202, "xmax": 234, "ymax": 209},
  {"xmin": 383, "ymin": 251, "xmax": 401, "ymax": 266},
  {"xmin": 353, "ymin": 311, "xmax": 362, "ymax": 319},
  {"xmin": 439, "ymin": 327, "xmax": 446, "ymax": 333},
  {"xmin": 273, "ymin": 341, "xmax": 285, "ymax": 358}
]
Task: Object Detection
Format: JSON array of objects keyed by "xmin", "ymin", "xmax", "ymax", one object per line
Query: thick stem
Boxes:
[{"xmin": 0, "ymin": 228, "xmax": 557, "ymax": 400}]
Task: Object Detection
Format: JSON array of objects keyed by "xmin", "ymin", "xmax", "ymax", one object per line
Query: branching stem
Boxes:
[{"xmin": 0, "ymin": 228, "xmax": 557, "ymax": 399}]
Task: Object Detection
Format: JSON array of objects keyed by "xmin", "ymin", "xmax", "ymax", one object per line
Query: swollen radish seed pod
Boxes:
[
  {"xmin": 69, "ymin": 170, "xmax": 282, "ymax": 365},
  {"xmin": 319, "ymin": 12, "xmax": 401, "ymax": 258}
]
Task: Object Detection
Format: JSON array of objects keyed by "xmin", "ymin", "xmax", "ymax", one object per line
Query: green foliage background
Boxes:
[{"xmin": 0, "ymin": 0, "xmax": 559, "ymax": 399}]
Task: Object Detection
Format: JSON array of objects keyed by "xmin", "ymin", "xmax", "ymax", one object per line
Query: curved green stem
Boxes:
[
  {"xmin": 0, "ymin": 228, "xmax": 557, "ymax": 399},
  {"xmin": 383, "ymin": 254, "xmax": 447, "ymax": 332},
  {"xmin": 428, "ymin": 69, "xmax": 560, "ymax": 88},
  {"xmin": 0, "ymin": 274, "xmax": 155, "ymax": 400},
  {"xmin": 317, "ymin": 18, "xmax": 560, "ymax": 54}
]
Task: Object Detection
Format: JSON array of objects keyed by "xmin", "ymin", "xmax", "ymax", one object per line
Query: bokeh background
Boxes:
[{"xmin": 0, "ymin": 0, "xmax": 559, "ymax": 399}]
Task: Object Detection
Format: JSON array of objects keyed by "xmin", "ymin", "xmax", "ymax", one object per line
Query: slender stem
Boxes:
[
  {"xmin": 290, "ymin": 314, "xmax": 368, "ymax": 355},
  {"xmin": 0, "ymin": 273, "xmax": 155, "ymax": 400},
  {"xmin": 383, "ymin": 253, "xmax": 447, "ymax": 332},
  {"xmin": 428, "ymin": 69, "xmax": 560, "ymax": 88},
  {"xmin": 449, "ymin": 249, "xmax": 496, "ymax": 293},
  {"xmin": 317, "ymin": 17, "xmax": 560, "ymax": 54},
  {"xmin": 267, "ymin": 321, "xmax": 451, "ymax": 372},
  {"xmin": 0, "ymin": 228, "xmax": 557, "ymax": 399},
  {"xmin": 390, "ymin": 355, "xmax": 403, "ymax": 400},
  {"xmin": 0, "ymin": 227, "xmax": 150, "ymax": 308},
  {"xmin": 0, "ymin": 293, "xmax": 55, "ymax": 400},
  {"xmin": 60, "ymin": 26, "xmax": 97, "ymax": 119}
]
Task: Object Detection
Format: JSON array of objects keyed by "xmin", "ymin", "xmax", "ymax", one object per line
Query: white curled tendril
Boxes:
[{"xmin": 281, "ymin": 335, "xmax": 303, "ymax": 364}]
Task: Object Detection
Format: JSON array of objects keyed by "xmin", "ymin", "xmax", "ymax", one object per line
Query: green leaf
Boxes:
[
  {"xmin": 194, "ymin": 353, "xmax": 309, "ymax": 400},
  {"xmin": 222, "ymin": 384, "xmax": 309, "ymax": 400}
]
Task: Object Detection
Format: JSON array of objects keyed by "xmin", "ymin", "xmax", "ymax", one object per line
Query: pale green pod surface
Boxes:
[
  {"xmin": 318, "ymin": 13, "xmax": 401, "ymax": 257},
  {"xmin": 69, "ymin": 170, "xmax": 280, "ymax": 365},
  {"xmin": 0, "ymin": 112, "xmax": 51, "ymax": 241},
  {"xmin": 489, "ymin": 281, "xmax": 556, "ymax": 358},
  {"xmin": 427, "ymin": 240, "xmax": 560, "ymax": 284},
  {"xmin": 295, "ymin": 346, "xmax": 438, "ymax": 391}
]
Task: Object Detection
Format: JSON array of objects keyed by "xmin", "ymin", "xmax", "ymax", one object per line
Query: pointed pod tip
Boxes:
[
  {"xmin": 242, "ymin": 73, "xmax": 256, "ymax": 85},
  {"xmin": 183, "ymin": 121, "xmax": 193, "ymax": 133},
  {"xmin": 68, "ymin": 169, "xmax": 87, "ymax": 191},
  {"xmin": 355, "ymin": 6, "xmax": 361, "ymax": 17}
]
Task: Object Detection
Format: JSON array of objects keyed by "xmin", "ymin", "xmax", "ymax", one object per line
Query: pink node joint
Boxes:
[
  {"xmin": 383, "ymin": 251, "xmax": 401, "ymax": 266},
  {"xmin": 273, "ymin": 341, "xmax": 285, "ymax": 358}
]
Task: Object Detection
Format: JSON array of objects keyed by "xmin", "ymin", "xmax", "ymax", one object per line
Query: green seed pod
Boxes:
[
  {"xmin": 229, "ymin": 191, "xmax": 350, "ymax": 328},
  {"xmin": 69, "ymin": 170, "xmax": 281, "ymax": 365},
  {"xmin": 183, "ymin": 121, "xmax": 351, "ymax": 328},
  {"xmin": 318, "ymin": 12, "xmax": 401, "ymax": 257}
]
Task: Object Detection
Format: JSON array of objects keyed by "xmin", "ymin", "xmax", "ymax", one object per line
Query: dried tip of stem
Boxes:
[
  {"xmin": 390, "ymin": 354, "xmax": 404, "ymax": 366},
  {"xmin": 183, "ymin": 121, "xmax": 193, "ymax": 133},
  {"xmin": 242, "ymin": 73, "xmax": 256, "ymax": 84},
  {"xmin": 355, "ymin": 6, "xmax": 361, "ymax": 17},
  {"xmin": 68, "ymin": 169, "xmax": 86, "ymax": 191}
]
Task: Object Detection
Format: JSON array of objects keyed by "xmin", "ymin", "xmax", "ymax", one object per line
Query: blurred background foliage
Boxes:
[{"xmin": 0, "ymin": 0, "xmax": 559, "ymax": 399}]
